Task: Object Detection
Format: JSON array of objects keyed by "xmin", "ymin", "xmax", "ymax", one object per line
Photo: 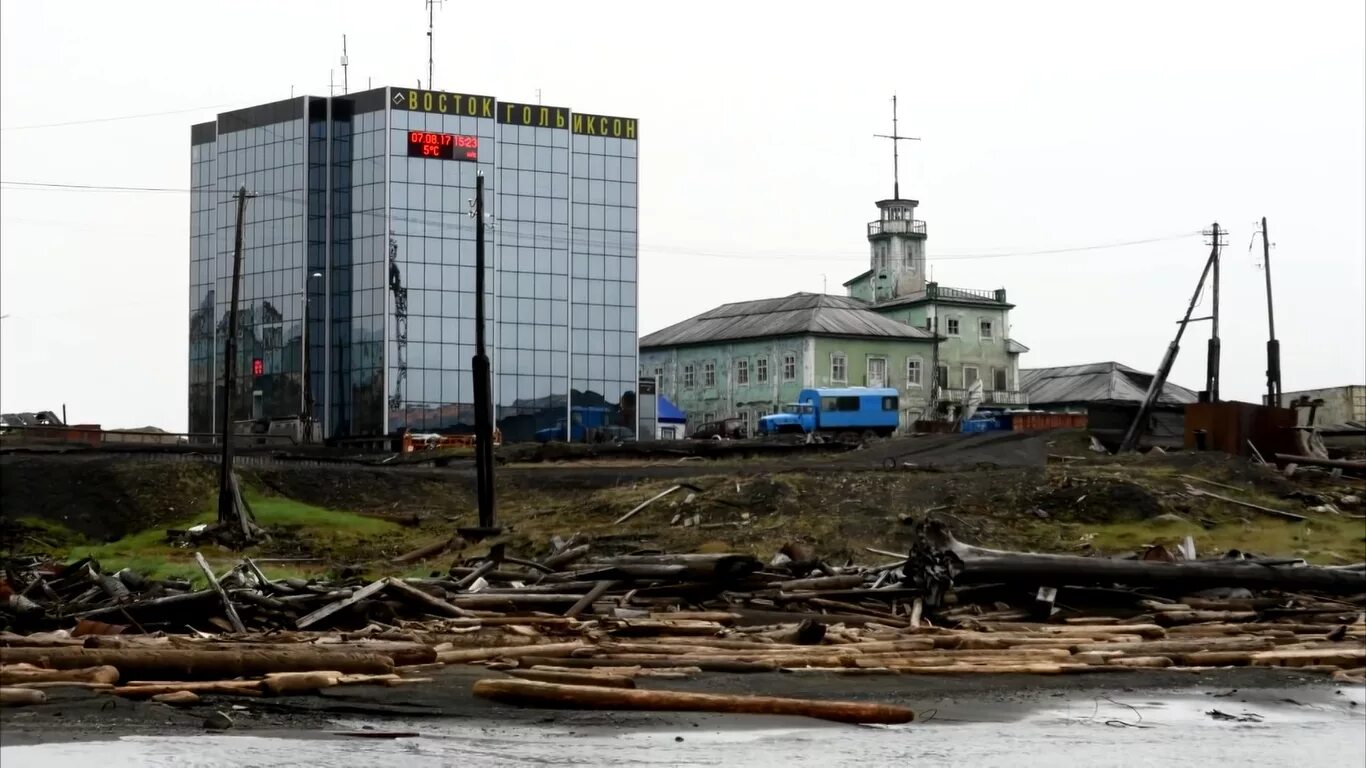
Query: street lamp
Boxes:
[{"xmin": 301, "ymin": 272, "xmax": 323, "ymax": 439}]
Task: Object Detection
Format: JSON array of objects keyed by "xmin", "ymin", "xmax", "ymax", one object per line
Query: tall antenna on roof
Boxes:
[
  {"xmin": 873, "ymin": 94, "xmax": 921, "ymax": 200},
  {"xmin": 341, "ymin": 35, "xmax": 349, "ymax": 94},
  {"xmin": 426, "ymin": 0, "xmax": 443, "ymax": 89}
]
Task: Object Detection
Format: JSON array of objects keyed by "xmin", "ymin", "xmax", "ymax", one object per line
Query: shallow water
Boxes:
[{"xmin": 4, "ymin": 690, "xmax": 1363, "ymax": 768}]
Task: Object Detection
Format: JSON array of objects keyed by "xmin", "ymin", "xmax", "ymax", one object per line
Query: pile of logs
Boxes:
[{"xmin": 2, "ymin": 527, "xmax": 1364, "ymax": 722}]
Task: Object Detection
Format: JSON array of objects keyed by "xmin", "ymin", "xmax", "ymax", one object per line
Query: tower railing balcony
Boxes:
[{"xmin": 867, "ymin": 219, "xmax": 927, "ymax": 237}]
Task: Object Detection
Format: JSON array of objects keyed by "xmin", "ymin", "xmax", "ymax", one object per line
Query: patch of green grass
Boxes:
[
  {"xmin": 14, "ymin": 517, "xmax": 90, "ymax": 550},
  {"xmin": 1057, "ymin": 515, "xmax": 1366, "ymax": 564},
  {"xmin": 63, "ymin": 495, "xmax": 408, "ymax": 581},
  {"xmin": 246, "ymin": 495, "xmax": 400, "ymax": 539}
]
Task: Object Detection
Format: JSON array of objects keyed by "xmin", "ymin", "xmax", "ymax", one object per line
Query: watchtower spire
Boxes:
[{"xmin": 873, "ymin": 94, "xmax": 920, "ymax": 200}]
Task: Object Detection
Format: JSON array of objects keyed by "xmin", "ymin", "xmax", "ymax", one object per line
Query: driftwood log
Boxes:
[
  {"xmin": 586, "ymin": 554, "xmax": 763, "ymax": 582},
  {"xmin": 504, "ymin": 669, "xmax": 637, "ymax": 688},
  {"xmin": 0, "ymin": 664, "xmax": 119, "ymax": 686},
  {"xmin": 471, "ymin": 678, "xmax": 915, "ymax": 724},
  {"xmin": 0, "ymin": 648, "xmax": 393, "ymax": 680},
  {"xmin": 0, "ymin": 688, "xmax": 47, "ymax": 707},
  {"xmin": 906, "ymin": 521, "xmax": 1366, "ymax": 596}
]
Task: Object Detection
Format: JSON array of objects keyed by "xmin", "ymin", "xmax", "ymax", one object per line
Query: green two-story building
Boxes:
[
  {"xmin": 639, "ymin": 172, "xmax": 1029, "ymax": 432},
  {"xmin": 638, "ymin": 293, "xmax": 938, "ymax": 434}
]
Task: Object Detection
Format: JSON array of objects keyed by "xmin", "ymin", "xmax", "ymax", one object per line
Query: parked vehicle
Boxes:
[
  {"xmin": 690, "ymin": 418, "xmax": 747, "ymax": 440},
  {"xmin": 756, "ymin": 387, "xmax": 899, "ymax": 441},
  {"xmin": 534, "ymin": 420, "xmax": 636, "ymax": 443}
]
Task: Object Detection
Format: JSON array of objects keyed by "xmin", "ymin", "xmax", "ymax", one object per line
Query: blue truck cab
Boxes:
[{"xmin": 756, "ymin": 387, "xmax": 900, "ymax": 439}]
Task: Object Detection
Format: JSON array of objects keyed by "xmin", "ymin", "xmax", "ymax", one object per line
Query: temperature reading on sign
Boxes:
[{"xmin": 406, "ymin": 131, "xmax": 478, "ymax": 162}]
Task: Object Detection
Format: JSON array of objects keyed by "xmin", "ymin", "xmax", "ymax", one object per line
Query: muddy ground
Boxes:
[{"xmin": 0, "ymin": 665, "xmax": 1352, "ymax": 747}]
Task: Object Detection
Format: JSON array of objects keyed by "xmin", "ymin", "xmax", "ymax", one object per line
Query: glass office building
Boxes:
[{"xmin": 189, "ymin": 88, "xmax": 639, "ymax": 443}]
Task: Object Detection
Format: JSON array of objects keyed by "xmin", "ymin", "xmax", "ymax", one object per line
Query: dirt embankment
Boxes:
[
  {"xmin": 0, "ymin": 455, "xmax": 214, "ymax": 543},
  {"xmin": 2, "ymin": 431, "xmax": 1362, "ymax": 568}
]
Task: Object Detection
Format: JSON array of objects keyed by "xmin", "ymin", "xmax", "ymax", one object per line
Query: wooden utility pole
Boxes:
[
  {"xmin": 1119, "ymin": 237, "xmax": 1220, "ymax": 452},
  {"xmin": 217, "ymin": 186, "xmax": 253, "ymax": 537},
  {"xmin": 1260, "ymin": 217, "xmax": 1282, "ymax": 407},
  {"xmin": 1204, "ymin": 222, "xmax": 1222, "ymax": 402},
  {"xmin": 469, "ymin": 174, "xmax": 498, "ymax": 537}
]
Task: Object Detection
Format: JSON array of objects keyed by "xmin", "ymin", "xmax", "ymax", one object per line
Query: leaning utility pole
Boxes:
[
  {"xmin": 217, "ymin": 186, "xmax": 255, "ymax": 538},
  {"xmin": 1119, "ymin": 235, "xmax": 1220, "ymax": 453},
  {"xmin": 1259, "ymin": 217, "xmax": 1282, "ymax": 407},
  {"xmin": 1204, "ymin": 222, "xmax": 1223, "ymax": 402},
  {"xmin": 469, "ymin": 174, "xmax": 498, "ymax": 538}
]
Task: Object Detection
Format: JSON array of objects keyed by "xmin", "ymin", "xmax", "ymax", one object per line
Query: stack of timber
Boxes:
[{"xmin": 2, "ymin": 527, "xmax": 1364, "ymax": 713}]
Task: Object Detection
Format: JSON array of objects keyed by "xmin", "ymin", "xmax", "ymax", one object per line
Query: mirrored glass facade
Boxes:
[{"xmin": 189, "ymin": 88, "xmax": 639, "ymax": 443}]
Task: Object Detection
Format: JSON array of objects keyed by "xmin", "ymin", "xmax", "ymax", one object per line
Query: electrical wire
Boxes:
[
  {"xmin": 2, "ymin": 180, "xmax": 198, "ymax": 193},
  {"xmin": 0, "ymin": 103, "xmax": 235, "ymax": 131},
  {"xmin": 1, "ymin": 178, "xmax": 1202, "ymax": 263}
]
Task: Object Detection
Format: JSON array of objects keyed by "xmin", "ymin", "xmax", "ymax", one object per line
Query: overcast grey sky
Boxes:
[{"xmin": 2, "ymin": 0, "xmax": 1362, "ymax": 430}]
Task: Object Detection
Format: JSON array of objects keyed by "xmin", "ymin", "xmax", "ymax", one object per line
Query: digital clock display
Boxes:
[{"xmin": 406, "ymin": 131, "xmax": 478, "ymax": 161}]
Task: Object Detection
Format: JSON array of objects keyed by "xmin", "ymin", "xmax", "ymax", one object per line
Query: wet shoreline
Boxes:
[{"xmin": 2, "ymin": 665, "xmax": 1358, "ymax": 747}]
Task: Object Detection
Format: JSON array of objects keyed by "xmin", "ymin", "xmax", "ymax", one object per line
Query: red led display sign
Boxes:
[
  {"xmin": 251, "ymin": 358, "xmax": 264, "ymax": 377},
  {"xmin": 406, "ymin": 131, "xmax": 478, "ymax": 161}
]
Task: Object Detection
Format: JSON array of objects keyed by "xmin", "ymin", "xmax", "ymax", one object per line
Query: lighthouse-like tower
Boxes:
[{"xmin": 866, "ymin": 95, "xmax": 927, "ymax": 303}]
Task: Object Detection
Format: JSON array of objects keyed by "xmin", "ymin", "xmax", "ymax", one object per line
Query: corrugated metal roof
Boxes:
[
  {"xmin": 640, "ymin": 292, "xmax": 935, "ymax": 349},
  {"xmin": 1020, "ymin": 362, "xmax": 1198, "ymax": 406}
]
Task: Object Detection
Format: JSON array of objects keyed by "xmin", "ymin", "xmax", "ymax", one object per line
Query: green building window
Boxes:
[
  {"xmin": 782, "ymin": 353, "xmax": 797, "ymax": 382},
  {"xmin": 703, "ymin": 361, "xmax": 716, "ymax": 387},
  {"xmin": 756, "ymin": 357, "xmax": 769, "ymax": 383},
  {"xmin": 831, "ymin": 353, "xmax": 847, "ymax": 383},
  {"xmin": 736, "ymin": 359, "xmax": 749, "ymax": 385},
  {"xmin": 683, "ymin": 364, "xmax": 695, "ymax": 389},
  {"xmin": 907, "ymin": 357, "xmax": 922, "ymax": 387}
]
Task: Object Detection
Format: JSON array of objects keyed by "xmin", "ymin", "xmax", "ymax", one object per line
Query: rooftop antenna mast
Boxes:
[
  {"xmin": 426, "ymin": 0, "xmax": 443, "ymax": 89},
  {"xmin": 341, "ymin": 35, "xmax": 349, "ymax": 94},
  {"xmin": 873, "ymin": 94, "xmax": 920, "ymax": 200}
]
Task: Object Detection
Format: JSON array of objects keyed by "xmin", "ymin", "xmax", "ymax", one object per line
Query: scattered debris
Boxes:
[{"xmin": 1206, "ymin": 709, "xmax": 1264, "ymax": 723}]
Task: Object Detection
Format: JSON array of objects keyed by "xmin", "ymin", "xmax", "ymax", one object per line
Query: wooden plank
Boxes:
[
  {"xmin": 296, "ymin": 580, "xmax": 388, "ymax": 629},
  {"xmin": 194, "ymin": 552, "xmax": 246, "ymax": 634},
  {"xmin": 383, "ymin": 577, "xmax": 469, "ymax": 618},
  {"xmin": 565, "ymin": 581, "xmax": 616, "ymax": 619},
  {"xmin": 1183, "ymin": 485, "xmax": 1307, "ymax": 522},
  {"xmin": 614, "ymin": 485, "xmax": 683, "ymax": 525}
]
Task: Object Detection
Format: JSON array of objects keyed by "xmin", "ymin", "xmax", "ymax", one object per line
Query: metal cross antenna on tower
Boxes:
[{"xmin": 873, "ymin": 94, "xmax": 920, "ymax": 200}]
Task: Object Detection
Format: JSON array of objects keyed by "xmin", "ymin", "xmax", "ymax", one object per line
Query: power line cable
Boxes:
[
  {"xmin": 0, "ymin": 103, "xmax": 235, "ymax": 131},
  {"xmin": 1, "ymin": 179, "xmax": 1203, "ymax": 263}
]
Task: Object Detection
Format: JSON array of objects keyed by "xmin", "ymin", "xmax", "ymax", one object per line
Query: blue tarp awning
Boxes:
[{"xmin": 658, "ymin": 395, "xmax": 686, "ymax": 423}]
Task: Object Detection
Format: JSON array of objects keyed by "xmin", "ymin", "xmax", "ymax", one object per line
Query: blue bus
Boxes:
[{"xmin": 756, "ymin": 387, "xmax": 900, "ymax": 440}]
